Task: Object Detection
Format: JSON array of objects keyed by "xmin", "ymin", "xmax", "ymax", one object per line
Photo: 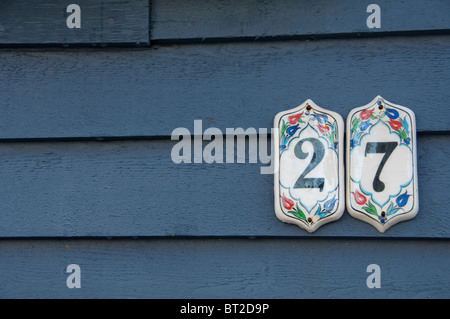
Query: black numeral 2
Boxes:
[
  {"xmin": 294, "ymin": 138, "xmax": 325, "ymax": 191},
  {"xmin": 364, "ymin": 141, "xmax": 398, "ymax": 192}
]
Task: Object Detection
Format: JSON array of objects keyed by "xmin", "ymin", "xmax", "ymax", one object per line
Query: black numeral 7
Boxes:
[{"xmin": 364, "ymin": 142, "xmax": 398, "ymax": 192}]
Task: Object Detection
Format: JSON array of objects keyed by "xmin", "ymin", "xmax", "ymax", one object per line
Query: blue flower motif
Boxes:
[
  {"xmin": 399, "ymin": 117, "xmax": 410, "ymax": 134},
  {"xmin": 385, "ymin": 108, "xmax": 399, "ymax": 119},
  {"xmin": 314, "ymin": 205, "xmax": 322, "ymax": 215},
  {"xmin": 386, "ymin": 202, "xmax": 400, "ymax": 216},
  {"xmin": 351, "ymin": 131, "xmax": 362, "ymax": 148},
  {"xmin": 403, "ymin": 138, "xmax": 410, "ymax": 145},
  {"xmin": 286, "ymin": 124, "xmax": 299, "ymax": 136},
  {"xmin": 323, "ymin": 196, "xmax": 337, "ymax": 211},
  {"xmin": 313, "ymin": 114, "xmax": 328, "ymax": 125},
  {"xmin": 359, "ymin": 120, "xmax": 371, "ymax": 131},
  {"xmin": 396, "ymin": 192, "xmax": 410, "ymax": 207}
]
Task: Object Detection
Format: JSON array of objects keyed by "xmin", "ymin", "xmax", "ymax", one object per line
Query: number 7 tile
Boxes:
[
  {"xmin": 346, "ymin": 96, "xmax": 419, "ymax": 232},
  {"xmin": 273, "ymin": 99, "xmax": 345, "ymax": 233}
]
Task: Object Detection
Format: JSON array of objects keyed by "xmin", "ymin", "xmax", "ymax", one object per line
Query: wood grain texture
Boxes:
[
  {"xmin": 151, "ymin": 0, "xmax": 450, "ymax": 41},
  {"xmin": 0, "ymin": 238, "xmax": 448, "ymax": 298},
  {"xmin": 1, "ymin": 1, "xmax": 449, "ymax": 301},
  {"xmin": 0, "ymin": 0, "xmax": 149, "ymax": 45},
  {"xmin": 0, "ymin": 134, "xmax": 447, "ymax": 238},
  {"xmin": 0, "ymin": 35, "xmax": 449, "ymax": 139},
  {"xmin": 1, "ymin": 0, "xmax": 449, "ymax": 46}
]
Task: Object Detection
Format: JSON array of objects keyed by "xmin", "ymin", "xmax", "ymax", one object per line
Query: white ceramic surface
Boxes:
[
  {"xmin": 274, "ymin": 99, "xmax": 345, "ymax": 233},
  {"xmin": 346, "ymin": 96, "xmax": 419, "ymax": 232}
]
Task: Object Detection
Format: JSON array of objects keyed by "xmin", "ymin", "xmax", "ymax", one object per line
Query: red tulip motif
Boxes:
[
  {"xmin": 281, "ymin": 194, "xmax": 295, "ymax": 210},
  {"xmin": 387, "ymin": 119, "xmax": 402, "ymax": 130},
  {"xmin": 288, "ymin": 113, "xmax": 302, "ymax": 125},
  {"xmin": 318, "ymin": 123, "xmax": 329, "ymax": 134},
  {"xmin": 360, "ymin": 109, "xmax": 374, "ymax": 120},
  {"xmin": 352, "ymin": 190, "xmax": 367, "ymax": 205}
]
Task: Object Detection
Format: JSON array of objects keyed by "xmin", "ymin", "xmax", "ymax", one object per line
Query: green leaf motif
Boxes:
[
  {"xmin": 399, "ymin": 129, "xmax": 407, "ymax": 140},
  {"xmin": 362, "ymin": 201, "xmax": 378, "ymax": 216},
  {"xmin": 327, "ymin": 132, "xmax": 334, "ymax": 144},
  {"xmin": 290, "ymin": 204, "xmax": 306, "ymax": 221},
  {"xmin": 281, "ymin": 120, "xmax": 288, "ymax": 136},
  {"xmin": 351, "ymin": 117, "xmax": 360, "ymax": 133}
]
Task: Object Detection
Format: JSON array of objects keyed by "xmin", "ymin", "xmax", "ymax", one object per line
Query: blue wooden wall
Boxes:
[{"xmin": 0, "ymin": 0, "xmax": 449, "ymax": 299}]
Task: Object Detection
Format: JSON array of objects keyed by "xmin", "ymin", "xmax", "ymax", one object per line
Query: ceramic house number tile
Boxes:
[
  {"xmin": 274, "ymin": 99, "xmax": 345, "ymax": 233},
  {"xmin": 346, "ymin": 96, "xmax": 419, "ymax": 232}
]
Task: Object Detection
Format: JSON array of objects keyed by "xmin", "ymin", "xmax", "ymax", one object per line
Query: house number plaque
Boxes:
[
  {"xmin": 274, "ymin": 100, "xmax": 345, "ymax": 233},
  {"xmin": 346, "ymin": 96, "xmax": 419, "ymax": 232}
]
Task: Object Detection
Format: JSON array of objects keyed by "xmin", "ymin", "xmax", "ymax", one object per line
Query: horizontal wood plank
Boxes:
[
  {"xmin": 0, "ymin": 35, "xmax": 449, "ymax": 139},
  {"xmin": 0, "ymin": 0, "xmax": 149, "ymax": 45},
  {"xmin": 151, "ymin": 0, "xmax": 450, "ymax": 41},
  {"xmin": 0, "ymin": 238, "xmax": 448, "ymax": 298},
  {"xmin": 0, "ymin": 134, "xmax": 447, "ymax": 238},
  {"xmin": 1, "ymin": 0, "xmax": 449, "ymax": 46}
]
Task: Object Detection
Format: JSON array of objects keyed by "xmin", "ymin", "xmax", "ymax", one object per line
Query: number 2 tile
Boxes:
[
  {"xmin": 273, "ymin": 99, "xmax": 345, "ymax": 233},
  {"xmin": 346, "ymin": 96, "xmax": 419, "ymax": 232}
]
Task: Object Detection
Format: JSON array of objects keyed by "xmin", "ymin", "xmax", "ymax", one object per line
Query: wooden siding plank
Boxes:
[
  {"xmin": 0, "ymin": 238, "xmax": 448, "ymax": 298},
  {"xmin": 1, "ymin": 0, "xmax": 449, "ymax": 46},
  {"xmin": 0, "ymin": 0, "xmax": 149, "ymax": 45},
  {"xmin": 0, "ymin": 134, "xmax": 447, "ymax": 238},
  {"xmin": 0, "ymin": 35, "xmax": 450, "ymax": 139},
  {"xmin": 151, "ymin": 0, "xmax": 450, "ymax": 41}
]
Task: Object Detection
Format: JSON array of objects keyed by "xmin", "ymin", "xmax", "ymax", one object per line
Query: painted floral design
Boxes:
[
  {"xmin": 349, "ymin": 98, "xmax": 414, "ymax": 226},
  {"xmin": 281, "ymin": 194, "xmax": 295, "ymax": 210},
  {"xmin": 281, "ymin": 193, "xmax": 338, "ymax": 224},
  {"xmin": 278, "ymin": 105, "xmax": 340, "ymax": 226},
  {"xmin": 280, "ymin": 108, "xmax": 338, "ymax": 153},
  {"xmin": 351, "ymin": 189, "xmax": 383, "ymax": 222},
  {"xmin": 351, "ymin": 188, "xmax": 411, "ymax": 224},
  {"xmin": 350, "ymin": 100, "xmax": 412, "ymax": 149}
]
